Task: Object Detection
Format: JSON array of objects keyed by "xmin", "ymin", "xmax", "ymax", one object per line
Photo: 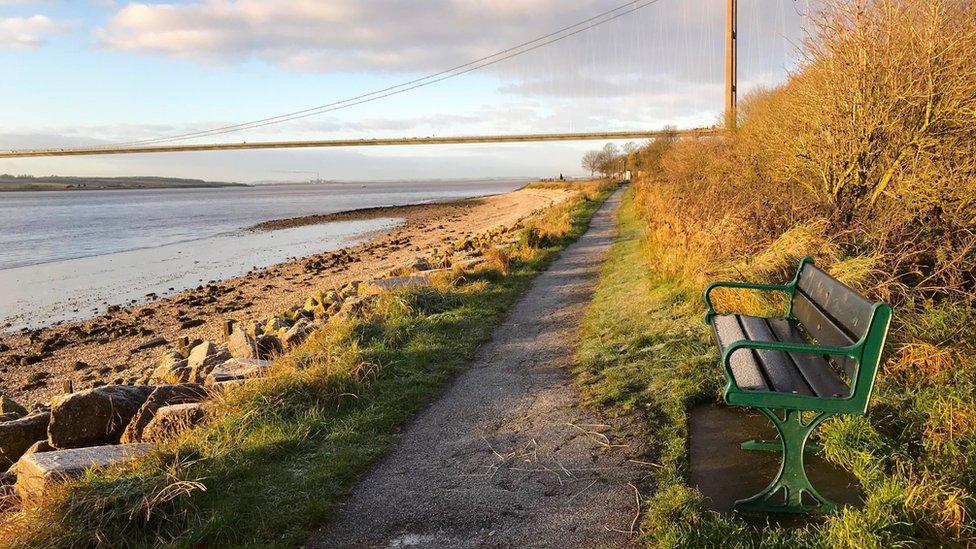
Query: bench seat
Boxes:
[{"xmin": 710, "ymin": 314, "xmax": 850, "ymax": 398}]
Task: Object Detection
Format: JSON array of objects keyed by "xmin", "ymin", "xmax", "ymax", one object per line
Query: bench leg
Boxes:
[{"xmin": 733, "ymin": 408, "xmax": 838, "ymax": 515}]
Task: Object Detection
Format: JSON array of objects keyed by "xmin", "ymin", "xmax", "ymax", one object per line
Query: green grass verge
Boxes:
[
  {"xmin": 574, "ymin": 186, "xmax": 738, "ymax": 546},
  {"xmin": 574, "ymin": 188, "xmax": 976, "ymax": 548},
  {"xmin": 2, "ymin": 185, "xmax": 617, "ymax": 549}
]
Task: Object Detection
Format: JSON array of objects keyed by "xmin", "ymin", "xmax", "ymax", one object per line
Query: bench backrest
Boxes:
[{"xmin": 790, "ymin": 258, "xmax": 892, "ymax": 410}]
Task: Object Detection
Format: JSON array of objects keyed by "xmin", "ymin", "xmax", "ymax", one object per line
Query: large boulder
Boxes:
[
  {"xmin": 187, "ymin": 341, "xmax": 231, "ymax": 382},
  {"xmin": 336, "ymin": 295, "xmax": 375, "ymax": 318},
  {"xmin": 12, "ymin": 444, "xmax": 152, "ymax": 500},
  {"xmin": 227, "ymin": 325, "xmax": 281, "ymax": 359},
  {"xmin": 264, "ymin": 317, "xmax": 290, "ymax": 333},
  {"xmin": 210, "ymin": 379, "xmax": 248, "ymax": 395},
  {"xmin": 48, "ymin": 386, "xmax": 152, "ymax": 449},
  {"xmin": 321, "ymin": 290, "xmax": 341, "ymax": 307},
  {"xmin": 149, "ymin": 351, "xmax": 190, "ymax": 384},
  {"xmin": 187, "ymin": 341, "xmax": 229, "ymax": 369},
  {"xmin": 339, "ymin": 280, "xmax": 362, "ymax": 298},
  {"xmin": 140, "ymin": 403, "xmax": 207, "ymax": 443},
  {"xmin": 22, "ymin": 440, "xmax": 54, "ymax": 458},
  {"xmin": 0, "ymin": 412, "xmax": 50, "ymax": 468},
  {"xmin": 365, "ymin": 275, "xmax": 432, "ymax": 293},
  {"xmin": 256, "ymin": 334, "xmax": 283, "ymax": 358},
  {"xmin": 121, "ymin": 384, "xmax": 208, "ymax": 444},
  {"xmin": 454, "ymin": 256, "xmax": 486, "ymax": 270},
  {"xmin": 281, "ymin": 319, "xmax": 318, "ymax": 349},
  {"xmin": 410, "ymin": 256, "xmax": 432, "ymax": 272},
  {"xmin": 205, "ymin": 358, "xmax": 272, "ymax": 386},
  {"xmin": 0, "ymin": 394, "xmax": 28, "ymax": 418},
  {"xmin": 227, "ymin": 325, "xmax": 260, "ymax": 359}
]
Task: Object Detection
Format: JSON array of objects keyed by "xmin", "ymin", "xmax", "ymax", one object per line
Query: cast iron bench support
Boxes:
[{"xmin": 703, "ymin": 257, "xmax": 892, "ymax": 515}]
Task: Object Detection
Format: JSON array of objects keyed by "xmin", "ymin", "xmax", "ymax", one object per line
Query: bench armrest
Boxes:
[
  {"xmin": 702, "ymin": 257, "xmax": 816, "ymax": 324},
  {"xmin": 703, "ymin": 281, "xmax": 793, "ymax": 323}
]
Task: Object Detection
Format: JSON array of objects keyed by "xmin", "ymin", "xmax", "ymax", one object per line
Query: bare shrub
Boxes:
[{"xmin": 633, "ymin": 0, "xmax": 976, "ymax": 306}]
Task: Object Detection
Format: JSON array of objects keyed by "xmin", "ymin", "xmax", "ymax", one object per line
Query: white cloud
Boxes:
[
  {"xmin": 94, "ymin": 1, "xmax": 730, "ymax": 72},
  {"xmin": 96, "ymin": 0, "xmax": 602, "ymax": 72},
  {"xmin": 0, "ymin": 14, "xmax": 67, "ymax": 48},
  {"xmin": 92, "ymin": 0, "xmax": 807, "ymax": 106}
]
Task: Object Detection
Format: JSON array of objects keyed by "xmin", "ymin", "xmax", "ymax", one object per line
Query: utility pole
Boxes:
[{"xmin": 725, "ymin": 0, "xmax": 738, "ymax": 130}]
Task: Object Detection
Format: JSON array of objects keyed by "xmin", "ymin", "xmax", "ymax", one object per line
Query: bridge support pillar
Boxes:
[{"xmin": 725, "ymin": 0, "xmax": 737, "ymax": 130}]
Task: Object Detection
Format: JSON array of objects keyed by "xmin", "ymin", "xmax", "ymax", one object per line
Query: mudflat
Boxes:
[{"xmin": 0, "ymin": 187, "xmax": 574, "ymax": 408}]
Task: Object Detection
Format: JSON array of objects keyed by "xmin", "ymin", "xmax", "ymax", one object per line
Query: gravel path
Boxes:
[{"xmin": 310, "ymin": 188, "xmax": 646, "ymax": 548}]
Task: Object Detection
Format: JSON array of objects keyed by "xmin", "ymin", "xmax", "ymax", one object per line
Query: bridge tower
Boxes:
[{"xmin": 725, "ymin": 0, "xmax": 738, "ymax": 130}]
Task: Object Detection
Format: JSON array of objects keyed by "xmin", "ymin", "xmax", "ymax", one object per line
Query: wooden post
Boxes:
[{"xmin": 725, "ymin": 0, "xmax": 738, "ymax": 130}]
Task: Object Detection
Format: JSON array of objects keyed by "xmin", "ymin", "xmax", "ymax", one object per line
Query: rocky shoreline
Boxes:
[
  {"xmin": 1, "ymin": 189, "xmax": 570, "ymax": 406},
  {"xmin": 0, "ymin": 185, "xmax": 569, "ymax": 510}
]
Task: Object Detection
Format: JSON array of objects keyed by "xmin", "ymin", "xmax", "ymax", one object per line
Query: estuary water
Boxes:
[{"xmin": 0, "ymin": 179, "xmax": 524, "ymax": 329}]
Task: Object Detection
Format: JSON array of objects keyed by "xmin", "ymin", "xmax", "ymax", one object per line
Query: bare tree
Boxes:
[
  {"xmin": 597, "ymin": 143, "xmax": 621, "ymax": 178},
  {"xmin": 582, "ymin": 143, "xmax": 627, "ymax": 178},
  {"xmin": 581, "ymin": 150, "xmax": 601, "ymax": 176}
]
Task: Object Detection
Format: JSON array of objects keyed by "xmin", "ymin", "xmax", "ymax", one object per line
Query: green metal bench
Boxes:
[{"xmin": 703, "ymin": 257, "xmax": 892, "ymax": 514}]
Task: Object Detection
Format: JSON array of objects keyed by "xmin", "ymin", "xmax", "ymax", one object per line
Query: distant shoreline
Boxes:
[
  {"xmin": 247, "ymin": 198, "xmax": 487, "ymax": 231},
  {"xmin": 0, "ymin": 175, "xmax": 246, "ymax": 192}
]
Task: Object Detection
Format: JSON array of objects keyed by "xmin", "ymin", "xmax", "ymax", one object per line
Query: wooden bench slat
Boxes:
[
  {"xmin": 791, "ymin": 292, "xmax": 859, "ymax": 376},
  {"xmin": 711, "ymin": 315, "xmax": 769, "ymax": 391},
  {"xmin": 797, "ymin": 264, "xmax": 873, "ymax": 340},
  {"xmin": 767, "ymin": 318, "xmax": 850, "ymax": 398},
  {"xmin": 738, "ymin": 316, "xmax": 815, "ymax": 396}
]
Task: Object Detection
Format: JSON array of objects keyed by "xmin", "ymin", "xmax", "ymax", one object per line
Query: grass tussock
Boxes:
[
  {"xmin": 0, "ymin": 181, "xmax": 618, "ymax": 548},
  {"xmin": 575, "ymin": 1, "xmax": 976, "ymax": 546}
]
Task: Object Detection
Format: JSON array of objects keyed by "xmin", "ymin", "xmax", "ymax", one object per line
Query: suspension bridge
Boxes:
[{"xmin": 1, "ymin": 0, "xmax": 748, "ymax": 160}]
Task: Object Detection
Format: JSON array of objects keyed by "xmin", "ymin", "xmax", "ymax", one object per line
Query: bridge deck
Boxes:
[{"xmin": 0, "ymin": 129, "xmax": 719, "ymax": 158}]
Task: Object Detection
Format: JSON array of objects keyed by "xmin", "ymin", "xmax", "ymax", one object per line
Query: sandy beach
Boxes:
[{"xmin": 0, "ymin": 186, "xmax": 574, "ymax": 408}]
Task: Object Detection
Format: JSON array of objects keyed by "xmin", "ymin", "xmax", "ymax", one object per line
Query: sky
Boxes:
[{"xmin": 0, "ymin": 0, "xmax": 810, "ymax": 182}]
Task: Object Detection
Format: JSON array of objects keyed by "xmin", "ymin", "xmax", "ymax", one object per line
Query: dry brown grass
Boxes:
[
  {"xmin": 923, "ymin": 397, "xmax": 976, "ymax": 453},
  {"xmin": 520, "ymin": 179, "xmax": 618, "ymax": 251},
  {"xmin": 885, "ymin": 342, "xmax": 962, "ymax": 386},
  {"xmin": 485, "ymin": 247, "xmax": 511, "ymax": 275},
  {"xmin": 634, "ymin": 0, "xmax": 976, "ymax": 308},
  {"xmin": 904, "ymin": 473, "xmax": 975, "ymax": 542}
]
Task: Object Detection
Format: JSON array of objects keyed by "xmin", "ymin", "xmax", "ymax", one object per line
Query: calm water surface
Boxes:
[{"xmin": 0, "ymin": 179, "xmax": 524, "ymax": 329}]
